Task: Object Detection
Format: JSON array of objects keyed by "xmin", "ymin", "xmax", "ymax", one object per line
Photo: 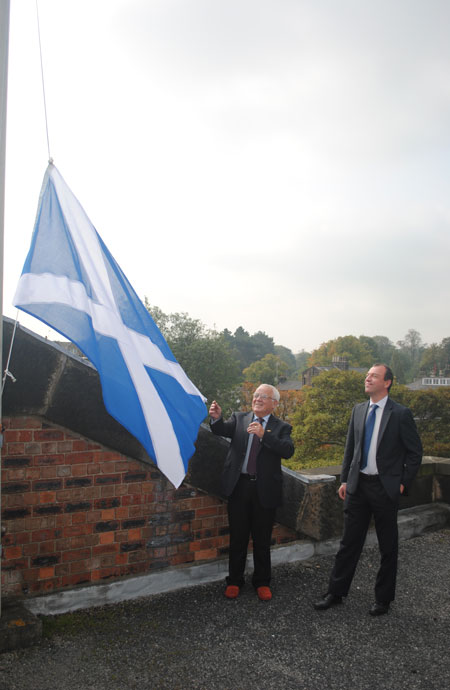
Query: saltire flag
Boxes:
[{"xmin": 13, "ymin": 163, "xmax": 207, "ymax": 488}]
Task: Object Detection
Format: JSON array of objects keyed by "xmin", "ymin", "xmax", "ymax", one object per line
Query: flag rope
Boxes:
[
  {"xmin": 1, "ymin": 312, "xmax": 18, "ymax": 394},
  {"xmin": 35, "ymin": 0, "xmax": 52, "ymax": 162}
]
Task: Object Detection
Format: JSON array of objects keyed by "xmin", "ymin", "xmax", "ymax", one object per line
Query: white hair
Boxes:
[{"xmin": 257, "ymin": 383, "xmax": 280, "ymax": 402}]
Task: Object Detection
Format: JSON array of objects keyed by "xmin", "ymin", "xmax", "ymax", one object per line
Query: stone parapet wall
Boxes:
[{"xmin": 1, "ymin": 416, "xmax": 297, "ymax": 600}]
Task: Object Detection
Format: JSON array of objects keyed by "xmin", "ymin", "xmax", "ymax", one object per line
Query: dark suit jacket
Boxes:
[
  {"xmin": 341, "ymin": 397, "xmax": 423, "ymax": 501},
  {"xmin": 210, "ymin": 411, "xmax": 294, "ymax": 509}
]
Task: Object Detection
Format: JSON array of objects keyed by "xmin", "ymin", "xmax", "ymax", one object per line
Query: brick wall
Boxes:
[{"xmin": 1, "ymin": 416, "xmax": 298, "ymax": 599}]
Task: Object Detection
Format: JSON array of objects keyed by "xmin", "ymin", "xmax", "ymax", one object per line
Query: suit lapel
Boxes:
[
  {"xmin": 264, "ymin": 414, "xmax": 277, "ymax": 435},
  {"xmin": 356, "ymin": 402, "xmax": 369, "ymax": 435},
  {"xmin": 377, "ymin": 398, "xmax": 393, "ymax": 449}
]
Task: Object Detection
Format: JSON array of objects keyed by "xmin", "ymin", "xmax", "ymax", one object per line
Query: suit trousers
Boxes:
[
  {"xmin": 328, "ymin": 474, "xmax": 399, "ymax": 603},
  {"xmin": 226, "ymin": 475, "xmax": 276, "ymax": 588}
]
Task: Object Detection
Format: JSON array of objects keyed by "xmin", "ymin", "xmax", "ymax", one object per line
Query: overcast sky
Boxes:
[{"xmin": 4, "ymin": 0, "xmax": 450, "ymax": 354}]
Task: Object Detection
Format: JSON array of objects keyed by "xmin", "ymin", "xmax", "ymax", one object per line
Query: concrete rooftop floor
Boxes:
[{"xmin": 0, "ymin": 526, "xmax": 449, "ymax": 690}]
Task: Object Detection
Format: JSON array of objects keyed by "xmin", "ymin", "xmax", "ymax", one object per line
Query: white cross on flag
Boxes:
[{"xmin": 13, "ymin": 163, "xmax": 207, "ymax": 488}]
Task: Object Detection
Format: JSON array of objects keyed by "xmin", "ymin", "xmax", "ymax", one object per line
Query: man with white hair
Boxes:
[{"xmin": 209, "ymin": 384, "xmax": 294, "ymax": 601}]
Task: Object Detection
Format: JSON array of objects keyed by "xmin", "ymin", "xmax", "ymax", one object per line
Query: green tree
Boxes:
[
  {"xmin": 419, "ymin": 338, "xmax": 450, "ymax": 376},
  {"xmin": 396, "ymin": 329, "xmax": 425, "ymax": 382},
  {"xmin": 251, "ymin": 331, "xmax": 275, "ymax": 360},
  {"xmin": 389, "ymin": 385, "xmax": 450, "ymax": 457},
  {"xmin": 274, "ymin": 345, "xmax": 297, "ymax": 376},
  {"xmin": 294, "ymin": 350, "xmax": 311, "ymax": 376},
  {"xmin": 372, "ymin": 335, "xmax": 395, "ymax": 364},
  {"xmin": 390, "ymin": 350, "xmax": 408, "ymax": 384},
  {"xmin": 287, "ymin": 369, "xmax": 366, "ymax": 469},
  {"xmin": 242, "ymin": 353, "xmax": 288, "ymax": 386},
  {"xmin": 308, "ymin": 335, "xmax": 373, "ymax": 368},
  {"xmin": 358, "ymin": 335, "xmax": 395, "ymax": 364},
  {"xmin": 419, "ymin": 343, "xmax": 442, "ymax": 376},
  {"xmin": 358, "ymin": 335, "xmax": 381, "ymax": 361},
  {"xmin": 221, "ymin": 327, "xmax": 276, "ymax": 370},
  {"xmin": 145, "ymin": 302, "xmax": 241, "ymax": 415},
  {"xmin": 228, "ymin": 326, "xmax": 257, "ymax": 369}
]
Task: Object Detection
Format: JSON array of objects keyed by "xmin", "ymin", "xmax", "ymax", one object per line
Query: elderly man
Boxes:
[{"xmin": 209, "ymin": 384, "xmax": 294, "ymax": 601}]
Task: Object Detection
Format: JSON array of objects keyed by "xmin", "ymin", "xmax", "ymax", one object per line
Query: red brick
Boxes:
[
  {"xmin": 4, "ymin": 546, "xmax": 22, "ymax": 560},
  {"xmin": 99, "ymin": 532, "xmax": 115, "ymax": 545},
  {"xmin": 196, "ymin": 506, "xmax": 218, "ymax": 518},
  {"xmin": 128, "ymin": 528, "xmax": 142, "ymax": 541},
  {"xmin": 70, "ymin": 560, "xmax": 90, "ymax": 574},
  {"xmin": 93, "ymin": 542, "xmax": 118, "ymax": 555},
  {"xmin": 71, "ymin": 513, "xmax": 87, "ymax": 525},
  {"xmin": 34, "ymin": 430, "xmax": 64, "ymax": 441},
  {"xmin": 39, "ymin": 541, "xmax": 56, "ymax": 555},
  {"xmin": 61, "ymin": 573, "xmax": 92, "ymax": 587},
  {"xmin": 57, "ymin": 441, "xmax": 73, "ymax": 452},
  {"xmin": 39, "ymin": 566, "xmax": 55, "ymax": 579},
  {"xmin": 40, "ymin": 467, "xmax": 58, "ymax": 479},
  {"xmin": 10, "ymin": 417, "xmax": 41, "ymax": 430},
  {"xmin": 64, "ymin": 524, "xmax": 93, "ymax": 537},
  {"xmin": 24, "ymin": 443, "xmax": 42, "ymax": 454},
  {"xmin": 72, "ymin": 440, "xmax": 88, "ymax": 451},
  {"xmin": 36, "ymin": 454, "xmax": 65, "ymax": 466},
  {"xmin": 7, "ymin": 443, "xmax": 25, "ymax": 455},
  {"xmin": 62, "ymin": 548, "xmax": 91, "ymax": 563},
  {"xmin": 70, "ymin": 452, "xmax": 95, "ymax": 464},
  {"xmin": 194, "ymin": 548, "xmax": 217, "ymax": 561},
  {"xmin": 22, "ymin": 543, "xmax": 39, "ymax": 557},
  {"xmin": 72, "ymin": 464, "xmax": 88, "ymax": 476},
  {"xmin": 170, "ymin": 553, "xmax": 195, "ymax": 566},
  {"xmin": 31, "ymin": 529, "xmax": 58, "ymax": 542},
  {"xmin": 25, "ymin": 468, "xmax": 41, "ymax": 480}
]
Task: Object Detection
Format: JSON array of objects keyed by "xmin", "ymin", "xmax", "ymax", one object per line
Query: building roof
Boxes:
[
  {"xmin": 407, "ymin": 377, "xmax": 450, "ymax": 390},
  {"xmin": 277, "ymin": 379, "xmax": 303, "ymax": 391}
]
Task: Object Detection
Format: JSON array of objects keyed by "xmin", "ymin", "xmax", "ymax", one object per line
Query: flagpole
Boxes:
[{"xmin": 0, "ymin": 0, "xmax": 11, "ymax": 618}]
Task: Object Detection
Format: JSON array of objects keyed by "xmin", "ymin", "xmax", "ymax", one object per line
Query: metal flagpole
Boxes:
[{"xmin": 0, "ymin": 0, "xmax": 11, "ymax": 617}]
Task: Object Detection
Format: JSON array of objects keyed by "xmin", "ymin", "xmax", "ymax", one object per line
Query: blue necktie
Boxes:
[
  {"xmin": 361, "ymin": 404, "xmax": 378, "ymax": 469},
  {"xmin": 247, "ymin": 418, "xmax": 264, "ymax": 475}
]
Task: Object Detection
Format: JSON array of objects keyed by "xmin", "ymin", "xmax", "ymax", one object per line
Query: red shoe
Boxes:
[
  {"xmin": 257, "ymin": 586, "xmax": 272, "ymax": 601},
  {"xmin": 224, "ymin": 585, "xmax": 240, "ymax": 599}
]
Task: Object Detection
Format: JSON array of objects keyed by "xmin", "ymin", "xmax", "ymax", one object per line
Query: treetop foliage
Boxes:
[
  {"xmin": 284, "ymin": 368, "xmax": 450, "ymax": 472},
  {"xmin": 308, "ymin": 330, "xmax": 450, "ymax": 384},
  {"xmin": 144, "ymin": 301, "xmax": 450, "ymax": 454}
]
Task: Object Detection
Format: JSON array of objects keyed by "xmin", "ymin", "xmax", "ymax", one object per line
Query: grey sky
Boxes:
[{"xmin": 5, "ymin": 0, "xmax": 450, "ymax": 353}]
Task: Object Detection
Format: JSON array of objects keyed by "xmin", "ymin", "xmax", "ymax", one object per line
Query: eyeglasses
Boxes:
[{"xmin": 253, "ymin": 394, "xmax": 276, "ymax": 401}]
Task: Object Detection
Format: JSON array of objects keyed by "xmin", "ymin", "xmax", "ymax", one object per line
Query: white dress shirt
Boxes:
[{"xmin": 361, "ymin": 395, "xmax": 389, "ymax": 475}]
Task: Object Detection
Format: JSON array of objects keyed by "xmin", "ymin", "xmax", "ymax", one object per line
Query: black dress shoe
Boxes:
[
  {"xmin": 313, "ymin": 593, "xmax": 343, "ymax": 610},
  {"xmin": 369, "ymin": 601, "xmax": 390, "ymax": 616}
]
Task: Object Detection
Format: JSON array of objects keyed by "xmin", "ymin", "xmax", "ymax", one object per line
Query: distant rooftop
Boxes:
[{"xmin": 407, "ymin": 376, "xmax": 450, "ymax": 390}]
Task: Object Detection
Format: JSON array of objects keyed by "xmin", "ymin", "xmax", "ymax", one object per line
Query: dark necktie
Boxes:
[
  {"xmin": 247, "ymin": 417, "xmax": 264, "ymax": 475},
  {"xmin": 361, "ymin": 404, "xmax": 378, "ymax": 469}
]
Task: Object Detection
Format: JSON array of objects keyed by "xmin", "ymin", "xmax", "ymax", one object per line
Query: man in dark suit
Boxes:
[
  {"xmin": 209, "ymin": 384, "xmax": 294, "ymax": 601},
  {"xmin": 314, "ymin": 363, "xmax": 422, "ymax": 616}
]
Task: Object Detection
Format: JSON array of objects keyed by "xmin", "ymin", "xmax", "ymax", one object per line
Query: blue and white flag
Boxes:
[{"xmin": 14, "ymin": 163, "xmax": 207, "ymax": 488}]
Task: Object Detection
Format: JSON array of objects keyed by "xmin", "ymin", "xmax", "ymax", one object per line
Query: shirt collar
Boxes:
[
  {"xmin": 254, "ymin": 413, "xmax": 271, "ymax": 423},
  {"xmin": 369, "ymin": 395, "xmax": 388, "ymax": 409}
]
